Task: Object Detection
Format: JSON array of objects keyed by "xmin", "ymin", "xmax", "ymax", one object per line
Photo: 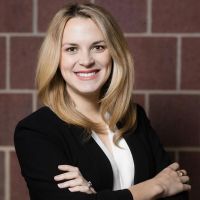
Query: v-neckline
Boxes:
[{"xmin": 92, "ymin": 131, "xmax": 122, "ymax": 190}]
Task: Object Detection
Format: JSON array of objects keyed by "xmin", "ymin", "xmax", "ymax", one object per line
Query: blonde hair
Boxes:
[{"xmin": 36, "ymin": 3, "xmax": 136, "ymax": 144}]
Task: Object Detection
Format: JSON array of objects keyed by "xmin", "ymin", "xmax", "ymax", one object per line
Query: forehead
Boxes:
[{"xmin": 62, "ymin": 17, "xmax": 105, "ymax": 43}]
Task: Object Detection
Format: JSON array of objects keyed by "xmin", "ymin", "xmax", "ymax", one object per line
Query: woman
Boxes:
[{"xmin": 14, "ymin": 3, "xmax": 191, "ymax": 200}]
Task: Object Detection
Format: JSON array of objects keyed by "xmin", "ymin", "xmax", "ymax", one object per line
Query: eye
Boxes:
[
  {"xmin": 65, "ymin": 47, "xmax": 78, "ymax": 53},
  {"xmin": 93, "ymin": 45, "xmax": 105, "ymax": 52}
]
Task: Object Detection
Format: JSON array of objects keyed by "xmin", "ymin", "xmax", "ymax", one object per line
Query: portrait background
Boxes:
[{"xmin": 0, "ymin": 0, "xmax": 199, "ymax": 199}]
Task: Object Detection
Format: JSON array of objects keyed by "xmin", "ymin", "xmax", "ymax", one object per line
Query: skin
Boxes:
[
  {"xmin": 55, "ymin": 17, "xmax": 191, "ymax": 198},
  {"xmin": 60, "ymin": 17, "xmax": 112, "ymax": 123},
  {"xmin": 129, "ymin": 163, "xmax": 190, "ymax": 200},
  {"xmin": 56, "ymin": 16, "xmax": 113, "ymax": 193}
]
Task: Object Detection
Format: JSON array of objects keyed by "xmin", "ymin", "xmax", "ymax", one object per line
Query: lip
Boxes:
[
  {"xmin": 74, "ymin": 69, "xmax": 100, "ymax": 73},
  {"xmin": 74, "ymin": 69, "xmax": 100, "ymax": 80}
]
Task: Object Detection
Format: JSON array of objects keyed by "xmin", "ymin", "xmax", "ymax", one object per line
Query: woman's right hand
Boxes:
[
  {"xmin": 54, "ymin": 165, "xmax": 96, "ymax": 194},
  {"xmin": 129, "ymin": 162, "xmax": 191, "ymax": 200}
]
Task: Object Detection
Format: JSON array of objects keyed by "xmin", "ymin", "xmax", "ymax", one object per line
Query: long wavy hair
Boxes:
[{"xmin": 36, "ymin": 3, "xmax": 136, "ymax": 144}]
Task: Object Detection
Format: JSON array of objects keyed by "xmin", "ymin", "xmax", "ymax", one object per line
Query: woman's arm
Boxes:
[
  {"xmin": 54, "ymin": 161, "xmax": 190, "ymax": 200},
  {"xmin": 14, "ymin": 106, "xmax": 191, "ymax": 200},
  {"xmin": 54, "ymin": 164, "xmax": 96, "ymax": 194},
  {"xmin": 14, "ymin": 123, "xmax": 133, "ymax": 200},
  {"xmin": 135, "ymin": 104, "xmax": 191, "ymax": 199},
  {"xmin": 128, "ymin": 162, "xmax": 190, "ymax": 200}
]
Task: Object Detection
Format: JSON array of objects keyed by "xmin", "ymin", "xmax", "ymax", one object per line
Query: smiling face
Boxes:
[{"xmin": 60, "ymin": 17, "xmax": 112, "ymax": 99}]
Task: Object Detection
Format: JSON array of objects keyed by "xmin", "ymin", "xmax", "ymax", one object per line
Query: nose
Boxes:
[{"xmin": 78, "ymin": 51, "xmax": 94, "ymax": 67}]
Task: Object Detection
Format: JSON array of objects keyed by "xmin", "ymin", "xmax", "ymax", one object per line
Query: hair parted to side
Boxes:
[{"xmin": 36, "ymin": 3, "xmax": 136, "ymax": 144}]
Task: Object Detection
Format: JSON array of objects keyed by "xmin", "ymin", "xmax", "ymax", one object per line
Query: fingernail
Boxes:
[
  {"xmin": 58, "ymin": 165, "xmax": 64, "ymax": 169},
  {"xmin": 58, "ymin": 184, "xmax": 62, "ymax": 188}
]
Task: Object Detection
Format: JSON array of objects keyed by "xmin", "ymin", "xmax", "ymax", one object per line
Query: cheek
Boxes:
[
  {"xmin": 102, "ymin": 58, "xmax": 113, "ymax": 82},
  {"xmin": 59, "ymin": 57, "xmax": 72, "ymax": 81},
  {"xmin": 104, "ymin": 56, "xmax": 113, "ymax": 74},
  {"xmin": 102, "ymin": 54, "xmax": 112, "ymax": 77},
  {"xmin": 98, "ymin": 52, "xmax": 112, "ymax": 68},
  {"xmin": 60, "ymin": 55, "xmax": 75, "ymax": 72}
]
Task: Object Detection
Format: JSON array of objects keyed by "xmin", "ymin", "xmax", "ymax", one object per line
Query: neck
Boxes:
[{"xmin": 67, "ymin": 88, "xmax": 104, "ymax": 123}]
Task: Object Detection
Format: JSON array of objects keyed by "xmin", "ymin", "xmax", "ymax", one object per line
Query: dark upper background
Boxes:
[{"xmin": 0, "ymin": 0, "xmax": 199, "ymax": 199}]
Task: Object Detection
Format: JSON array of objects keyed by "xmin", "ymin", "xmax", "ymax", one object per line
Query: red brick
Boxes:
[
  {"xmin": 0, "ymin": 94, "xmax": 32, "ymax": 145},
  {"xmin": 10, "ymin": 152, "xmax": 29, "ymax": 200},
  {"xmin": 0, "ymin": 0, "xmax": 32, "ymax": 32},
  {"xmin": 179, "ymin": 152, "xmax": 200, "ymax": 199},
  {"xmin": 10, "ymin": 37, "xmax": 43, "ymax": 89},
  {"xmin": 181, "ymin": 38, "xmax": 200, "ymax": 89},
  {"xmin": 152, "ymin": 0, "xmax": 200, "ymax": 33},
  {"xmin": 0, "ymin": 37, "xmax": 6, "ymax": 88},
  {"xmin": 133, "ymin": 94, "xmax": 145, "ymax": 108},
  {"xmin": 95, "ymin": 0, "xmax": 146, "ymax": 33},
  {"xmin": 0, "ymin": 152, "xmax": 5, "ymax": 200},
  {"xmin": 127, "ymin": 37, "xmax": 176, "ymax": 89},
  {"xmin": 38, "ymin": 0, "xmax": 90, "ymax": 32},
  {"xmin": 149, "ymin": 95, "xmax": 200, "ymax": 146}
]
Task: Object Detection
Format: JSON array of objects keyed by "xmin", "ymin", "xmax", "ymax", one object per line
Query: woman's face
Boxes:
[{"xmin": 60, "ymin": 17, "xmax": 112, "ymax": 97}]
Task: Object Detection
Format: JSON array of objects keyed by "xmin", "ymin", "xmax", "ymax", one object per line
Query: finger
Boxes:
[
  {"xmin": 180, "ymin": 176, "xmax": 190, "ymax": 184},
  {"xmin": 54, "ymin": 171, "xmax": 79, "ymax": 181},
  {"xmin": 168, "ymin": 162, "xmax": 180, "ymax": 171},
  {"xmin": 58, "ymin": 178, "xmax": 83, "ymax": 188},
  {"xmin": 182, "ymin": 184, "xmax": 191, "ymax": 191},
  {"xmin": 58, "ymin": 165, "xmax": 79, "ymax": 172},
  {"xmin": 179, "ymin": 169, "xmax": 187, "ymax": 176},
  {"xmin": 69, "ymin": 186, "xmax": 91, "ymax": 193}
]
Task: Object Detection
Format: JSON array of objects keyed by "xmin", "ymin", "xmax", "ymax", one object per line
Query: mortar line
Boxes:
[
  {"xmin": 176, "ymin": 37, "xmax": 182, "ymax": 90},
  {"xmin": 124, "ymin": 33, "xmax": 200, "ymax": 37},
  {"xmin": 32, "ymin": 90, "xmax": 37, "ymax": 111},
  {"xmin": 145, "ymin": 93, "xmax": 150, "ymax": 116},
  {"xmin": 166, "ymin": 147, "xmax": 200, "ymax": 151},
  {"xmin": 0, "ymin": 146, "xmax": 15, "ymax": 151},
  {"xmin": 5, "ymin": 151, "xmax": 10, "ymax": 200},
  {"xmin": 1, "ymin": 32, "xmax": 200, "ymax": 37},
  {"xmin": 6, "ymin": 36, "xmax": 10, "ymax": 89},
  {"xmin": 175, "ymin": 150, "xmax": 179, "ymax": 162},
  {"xmin": 147, "ymin": 0, "xmax": 152, "ymax": 34},
  {"xmin": 0, "ymin": 89, "xmax": 36, "ymax": 94},
  {"xmin": 33, "ymin": 0, "xmax": 38, "ymax": 33},
  {"xmin": 133, "ymin": 90, "xmax": 200, "ymax": 94},
  {"xmin": 0, "ymin": 33, "xmax": 45, "ymax": 37}
]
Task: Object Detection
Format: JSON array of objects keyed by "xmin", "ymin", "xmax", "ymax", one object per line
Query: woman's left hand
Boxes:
[{"xmin": 54, "ymin": 165, "xmax": 96, "ymax": 194}]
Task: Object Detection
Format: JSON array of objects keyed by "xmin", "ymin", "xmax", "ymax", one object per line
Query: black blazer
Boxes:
[{"xmin": 14, "ymin": 105, "xmax": 188, "ymax": 200}]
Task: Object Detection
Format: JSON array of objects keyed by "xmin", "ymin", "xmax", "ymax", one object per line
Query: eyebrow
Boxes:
[
  {"xmin": 93, "ymin": 40, "xmax": 105, "ymax": 45},
  {"xmin": 62, "ymin": 40, "xmax": 105, "ymax": 47}
]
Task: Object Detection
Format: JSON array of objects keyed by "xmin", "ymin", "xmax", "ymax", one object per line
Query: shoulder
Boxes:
[
  {"xmin": 17, "ymin": 106, "xmax": 58, "ymax": 126},
  {"xmin": 15, "ymin": 106, "xmax": 66, "ymax": 137},
  {"xmin": 134, "ymin": 104, "xmax": 164, "ymax": 150},
  {"xmin": 132, "ymin": 104, "xmax": 155, "ymax": 141},
  {"xmin": 135, "ymin": 104, "xmax": 150, "ymax": 129}
]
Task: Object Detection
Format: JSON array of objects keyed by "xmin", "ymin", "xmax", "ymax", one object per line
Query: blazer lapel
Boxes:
[
  {"xmin": 124, "ymin": 130, "xmax": 151, "ymax": 184},
  {"xmin": 67, "ymin": 124, "xmax": 114, "ymax": 191}
]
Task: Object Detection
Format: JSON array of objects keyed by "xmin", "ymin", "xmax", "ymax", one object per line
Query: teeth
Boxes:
[{"xmin": 77, "ymin": 72, "xmax": 96, "ymax": 77}]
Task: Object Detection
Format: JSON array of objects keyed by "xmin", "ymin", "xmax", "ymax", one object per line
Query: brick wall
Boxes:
[{"xmin": 0, "ymin": 0, "xmax": 199, "ymax": 199}]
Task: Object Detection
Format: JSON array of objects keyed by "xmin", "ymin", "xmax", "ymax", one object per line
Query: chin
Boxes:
[
  {"xmin": 78, "ymin": 89, "xmax": 99, "ymax": 95},
  {"xmin": 76, "ymin": 86, "xmax": 102, "ymax": 95}
]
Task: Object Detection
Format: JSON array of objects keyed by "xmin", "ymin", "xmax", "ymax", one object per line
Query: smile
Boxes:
[
  {"xmin": 74, "ymin": 70, "xmax": 100, "ymax": 80},
  {"xmin": 77, "ymin": 72, "xmax": 96, "ymax": 77}
]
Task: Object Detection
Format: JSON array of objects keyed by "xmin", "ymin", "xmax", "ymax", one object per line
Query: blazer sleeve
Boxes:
[
  {"xmin": 137, "ymin": 105, "xmax": 189, "ymax": 200},
  {"xmin": 14, "ymin": 122, "xmax": 133, "ymax": 200}
]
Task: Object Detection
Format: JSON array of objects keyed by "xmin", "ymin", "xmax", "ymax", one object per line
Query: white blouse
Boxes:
[{"xmin": 92, "ymin": 129, "xmax": 135, "ymax": 190}]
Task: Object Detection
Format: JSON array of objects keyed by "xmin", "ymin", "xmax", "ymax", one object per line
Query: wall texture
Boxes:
[{"xmin": 0, "ymin": 0, "xmax": 199, "ymax": 199}]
